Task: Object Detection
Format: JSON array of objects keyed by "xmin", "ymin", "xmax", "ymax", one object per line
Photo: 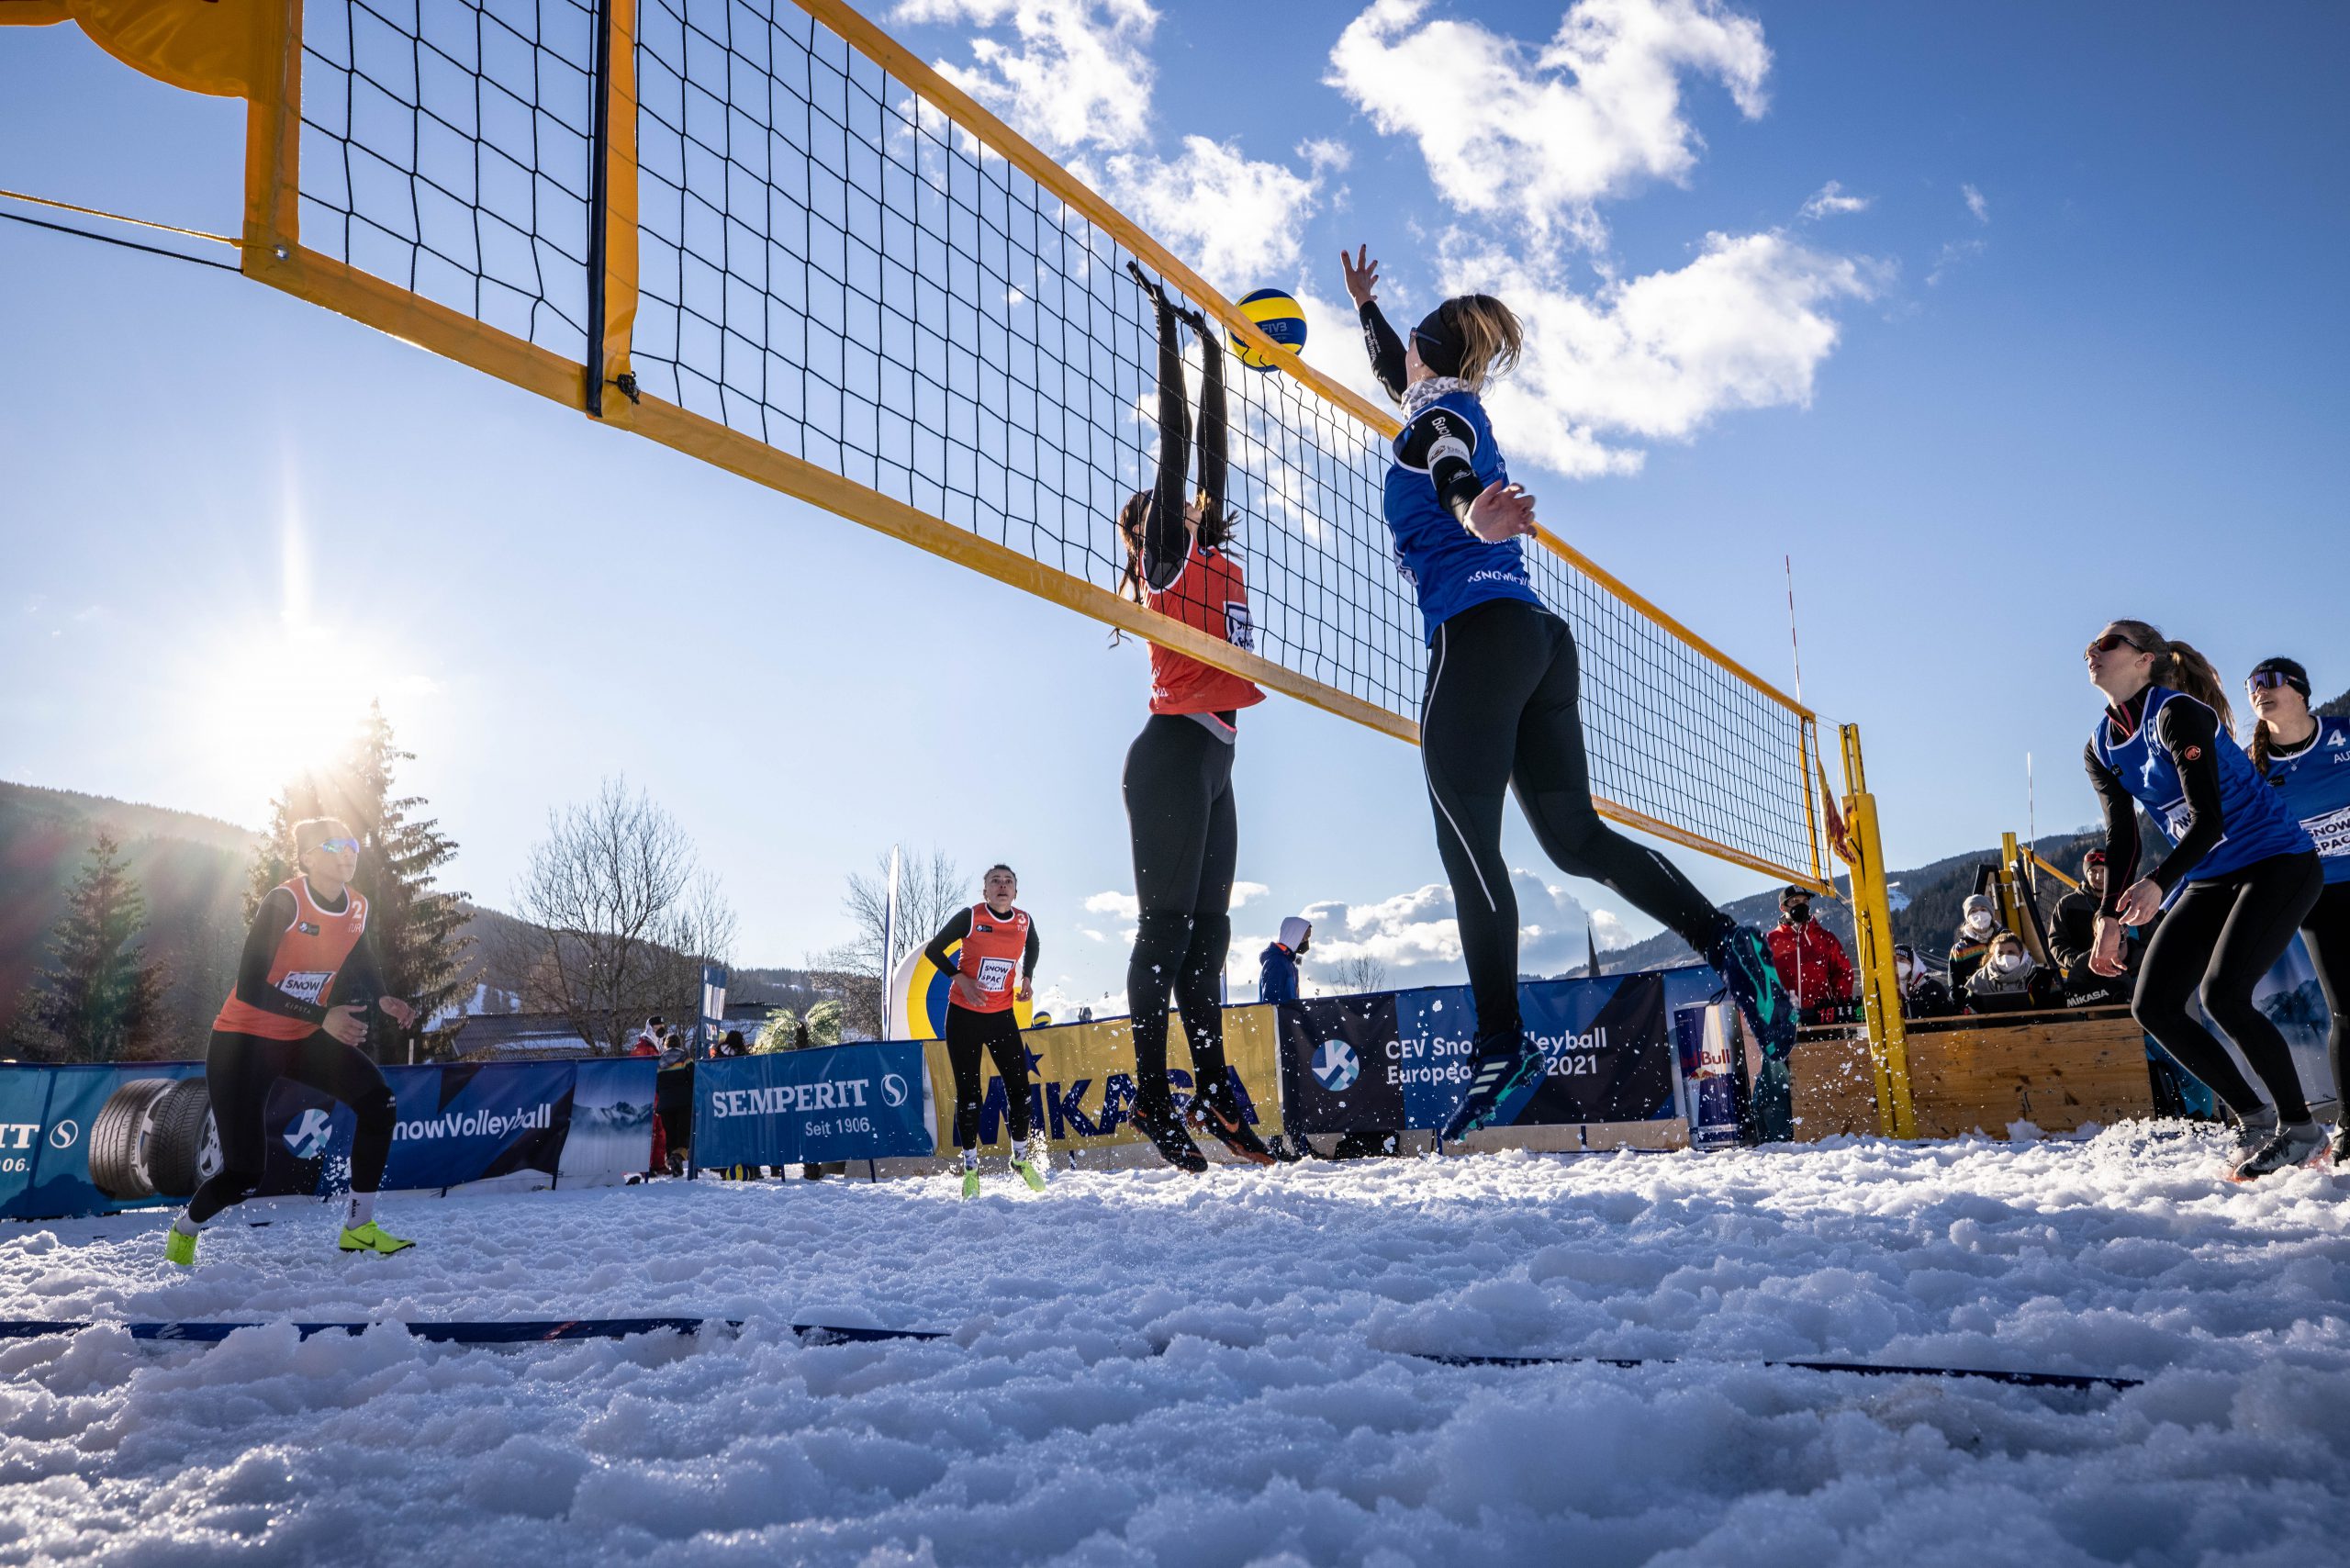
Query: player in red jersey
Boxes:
[
  {"xmin": 1114, "ymin": 267, "xmax": 1280, "ymax": 1170},
  {"xmin": 164, "ymin": 816, "xmax": 418, "ymax": 1264},
  {"xmin": 923, "ymin": 864, "xmax": 1048, "ymax": 1197}
]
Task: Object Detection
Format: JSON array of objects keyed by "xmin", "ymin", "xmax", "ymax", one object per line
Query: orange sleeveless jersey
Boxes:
[
  {"xmin": 213, "ymin": 878, "xmax": 371, "ymax": 1041},
  {"xmin": 953, "ymin": 903, "xmax": 1031, "ymax": 1014},
  {"xmin": 1147, "ymin": 543, "xmax": 1266, "ymax": 717}
]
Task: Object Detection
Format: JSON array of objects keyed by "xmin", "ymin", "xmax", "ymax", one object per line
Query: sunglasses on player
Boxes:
[
  {"xmin": 313, "ymin": 837, "xmax": 362, "ymax": 856},
  {"xmin": 2084, "ymin": 633, "xmax": 2139, "ymax": 659},
  {"xmin": 2247, "ymin": 670, "xmax": 2299, "ymax": 692}
]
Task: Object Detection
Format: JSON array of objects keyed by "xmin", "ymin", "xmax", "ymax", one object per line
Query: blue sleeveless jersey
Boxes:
[
  {"xmin": 2261, "ymin": 712, "xmax": 2350, "ymax": 883},
  {"xmin": 1382, "ymin": 388, "xmax": 1543, "ymax": 643},
  {"xmin": 2091, "ymin": 685, "xmax": 2312, "ymax": 895}
]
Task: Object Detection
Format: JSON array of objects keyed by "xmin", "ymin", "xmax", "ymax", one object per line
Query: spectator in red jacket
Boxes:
[{"xmin": 1765, "ymin": 885, "xmax": 1855, "ymax": 1025}]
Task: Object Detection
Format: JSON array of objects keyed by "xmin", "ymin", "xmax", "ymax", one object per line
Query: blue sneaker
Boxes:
[{"xmin": 1441, "ymin": 1033, "xmax": 1548, "ymax": 1143}]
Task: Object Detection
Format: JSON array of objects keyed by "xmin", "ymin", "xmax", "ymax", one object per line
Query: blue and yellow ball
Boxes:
[{"xmin": 1230, "ymin": 288, "xmax": 1307, "ymax": 372}]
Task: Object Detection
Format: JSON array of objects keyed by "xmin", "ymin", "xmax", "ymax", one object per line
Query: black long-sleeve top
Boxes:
[
  {"xmin": 233, "ymin": 881, "xmax": 388, "ymax": 1025},
  {"xmin": 923, "ymin": 907, "xmax": 1040, "ymax": 979},
  {"xmin": 1358, "ymin": 298, "xmax": 1484, "ymax": 527},
  {"xmin": 2083, "ymin": 688, "xmax": 2227, "ymax": 912}
]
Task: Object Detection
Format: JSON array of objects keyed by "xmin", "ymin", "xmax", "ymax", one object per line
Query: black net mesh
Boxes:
[
  {"xmin": 297, "ymin": 0, "xmax": 597, "ymax": 360},
  {"xmin": 281, "ymin": 0, "xmax": 1819, "ymax": 885}
]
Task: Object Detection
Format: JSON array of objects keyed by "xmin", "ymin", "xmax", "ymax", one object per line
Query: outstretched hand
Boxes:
[
  {"xmin": 1340, "ymin": 245, "xmax": 1380, "ymax": 308},
  {"xmin": 1464, "ymin": 479, "xmax": 1538, "ymax": 542}
]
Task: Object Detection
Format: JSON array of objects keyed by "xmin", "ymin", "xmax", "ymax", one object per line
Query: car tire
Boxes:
[
  {"xmin": 87, "ymin": 1079, "xmax": 173, "ymax": 1200},
  {"xmin": 142, "ymin": 1079, "xmax": 217, "ymax": 1199}
]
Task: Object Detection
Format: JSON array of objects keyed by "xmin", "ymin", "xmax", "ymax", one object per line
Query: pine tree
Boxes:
[
  {"xmin": 245, "ymin": 703, "xmax": 473, "ymax": 1059},
  {"xmin": 24, "ymin": 832, "xmax": 168, "ymax": 1062}
]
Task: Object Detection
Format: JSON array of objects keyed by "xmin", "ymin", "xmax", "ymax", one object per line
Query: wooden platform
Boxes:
[{"xmin": 1791, "ymin": 1008, "xmax": 2155, "ymax": 1140}]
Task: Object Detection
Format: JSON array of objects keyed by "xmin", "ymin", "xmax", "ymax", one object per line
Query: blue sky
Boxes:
[{"xmin": 4, "ymin": 1, "xmax": 2346, "ymax": 1015}]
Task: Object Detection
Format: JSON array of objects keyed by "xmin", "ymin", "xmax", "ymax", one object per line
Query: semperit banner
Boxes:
[
  {"xmin": 920, "ymin": 1006, "xmax": 1288, "ymax": 1155},
  {"xmin": 1277, "ymin": 967, "xmax": 1720, "ymax": 1136},
  {"xmin": 693, "ymin": 1042, "xmax": 934, "ymax": 1169},
  {"xmin": 0, "ymin": 1058, "xmax": 656, "ymax": 1222}
]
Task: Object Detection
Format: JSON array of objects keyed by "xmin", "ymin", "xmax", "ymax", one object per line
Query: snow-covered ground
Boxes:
[{"xmin": 5, "ymin": 1126, "xmax": 2349, "ymax": 1566}]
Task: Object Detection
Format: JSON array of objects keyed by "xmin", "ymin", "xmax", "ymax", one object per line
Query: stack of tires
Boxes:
[{"xmin": 87, "ymin": 1078, "xmax": 219, "ymax": 1201}]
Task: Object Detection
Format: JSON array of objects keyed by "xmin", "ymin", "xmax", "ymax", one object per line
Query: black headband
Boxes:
[{"xmin": 1411, "ymin": 304, "xmax": 1466, "ymax": 379}]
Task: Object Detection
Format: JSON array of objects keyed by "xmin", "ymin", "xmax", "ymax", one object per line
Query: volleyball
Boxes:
[{"xmin": 1230, "ymin": 288, "xmax": 1307, "ymax": 371}]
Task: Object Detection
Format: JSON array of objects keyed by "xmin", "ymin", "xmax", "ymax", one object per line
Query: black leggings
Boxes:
[
  {"xmin": 1123, "ymin": 713, "xmax": 1236, "ymax": 1104},
  {"xmin": 2301, "ymin": 879, "xmax": 2350, "ymax": 1112},
  {"xmin": 2132, "ymin": 851, "xmax": 2323, "ymax": 1121},
  {"xmin": 187, "ymin": 1028, "xmax": 397, "ymax": 1224},
  {"xmin": 1422, "ymin": 599, "xmax": 1725, "ymax": 1042},
  {"xmin": 946, "ymin": 1004, "xmax": 1031, "ymax": 1149}
]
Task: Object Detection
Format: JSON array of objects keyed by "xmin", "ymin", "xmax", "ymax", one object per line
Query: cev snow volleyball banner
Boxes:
[
  {"xmin": 919, "ymin": 1005, "xmax": 1287, "ymax": 1154},
  {"xmin": 890, "ymin": 936, "xmax": 1034, "ymax": 1041}
]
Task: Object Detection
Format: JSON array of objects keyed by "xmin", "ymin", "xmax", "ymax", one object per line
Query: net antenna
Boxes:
[{"xmin": 17, "ymin": 0, "xmax": 1832, "ymax": 893}]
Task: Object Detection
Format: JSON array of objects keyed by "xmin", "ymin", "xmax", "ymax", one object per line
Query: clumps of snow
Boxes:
[{"xmin": 2, "ymin": 1122, "xmax": 2347, "ymax": 1562}]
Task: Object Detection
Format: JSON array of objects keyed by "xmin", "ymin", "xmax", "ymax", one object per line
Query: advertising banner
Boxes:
[
  {"xmin": 693, "ymin": 1042, "xmax": 934, "ymax": 1168},
  {"xmin": 0, "ymin": 1058, "xmax": 655, "ymax": 1222},
  {"xmin": 1273, "ymin": 967, "xmax": 1714, "ymax": 1135},
  {"xmin": 918, "ymin": 1004, "xmax": 1288, "ymax": 1154}
]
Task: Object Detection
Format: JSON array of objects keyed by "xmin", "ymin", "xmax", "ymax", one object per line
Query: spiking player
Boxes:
[
  {"xmin": 164, "ymin": 817, "xmax": 417, "ymax": 1264},
  {"xmin": 924, "ymin": 865, "xmax": 1049, "ymax": 1197},
  {"xmin": 1113, "ymin": 265, "xmax": 1278, "ymax": 1170},
  {"xmin": 1340, "ymin": 245, "xmax": 1799, "ymax": 1143}
]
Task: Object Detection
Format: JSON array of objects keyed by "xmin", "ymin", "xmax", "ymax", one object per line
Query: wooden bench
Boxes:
[{"xmin": 1791, "ymin": 1007, "xmax": 2155, "ymax": 1140}]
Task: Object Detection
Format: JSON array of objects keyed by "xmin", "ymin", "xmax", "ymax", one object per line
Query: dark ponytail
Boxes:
[{"xmin": 2106, "ymin": 619, "xmax": 2234, "ymax": 734}]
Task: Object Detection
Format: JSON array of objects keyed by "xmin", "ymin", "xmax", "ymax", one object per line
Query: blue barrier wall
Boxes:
[
  {"xmin": 0, "ymin": 1058, "xmax": 655, "ymax": 1222},
  {"xmin": 693, "ymin": 1042, "xmax": 934, "ymax": 1168}
]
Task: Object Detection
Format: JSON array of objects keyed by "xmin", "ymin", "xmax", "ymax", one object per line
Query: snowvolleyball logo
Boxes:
[
  {"xmin": 880, "ymin": 1073, "xmax": 910, "ymax": 1108},
  {"xmin": 283, "ymin": 1108, "xmax": 334, "ymax": 1159},
  {"xmin": 1311, "ymin": 1039, "xmax": 1360, "ymax": 1092}
]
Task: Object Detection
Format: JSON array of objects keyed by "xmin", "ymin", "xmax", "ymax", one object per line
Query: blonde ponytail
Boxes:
[{"xmin": 1438, "ymin": 295, "xmax": 1524, "ymax": 390}]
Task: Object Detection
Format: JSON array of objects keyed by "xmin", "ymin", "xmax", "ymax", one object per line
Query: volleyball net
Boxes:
[{"xmin": 18, "ymin": 0, "xmax": 1828, "ymax": 890}]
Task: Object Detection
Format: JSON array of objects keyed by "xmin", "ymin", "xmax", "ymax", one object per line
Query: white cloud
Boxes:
[
  {"xmin": 1799, "ymin": 180, "xmax": 1869, "ymax": 219},
  {"xmin": 1104, "ymin": 136, "xmax": 1320, "ymax": 286},
  {"xmin": 1327, "ymin": 0, "xmax": 1771, "ymax": 246},
  {"xmin": 896, "ymin": 0, "xmax": 1159, "ymax": 154},
  {"xmin": 1290, "ymin": 870, "xmax": 1632, "ymax": 985},
  {"xmin": 1230, "ymin": 881, "xmax": 1271, "ymax": 907},
  {"xmin": 1297, "ymin": 137, "xmax": 1353, "ymax": 175},
  {"xmin": 1963, "ymin": 182, "xmax": 1989, "ymax": 223},
  {"xmin": 1083, "ymin": 890, "xmax": 1140, "ymax": 920},
  {"xmin": 1442, "ymin": 230, "xmax": 1881, "ymax": 476},
  {"xmin": 1927, "ymin": 237, "xmax": 1985, "ymax": 286}
]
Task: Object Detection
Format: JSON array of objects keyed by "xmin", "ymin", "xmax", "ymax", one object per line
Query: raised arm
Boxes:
[
  {"xmin": 1341, "ymin": 244, "xmax": 1406, "ymax": 401},
  {"xmin": 1126, "ymin": 263, "xmax": 1192, "ymax": 592},
  {"xmin": 1184, "ymin": 303, "xmax": 1228, "ymax": 537}
]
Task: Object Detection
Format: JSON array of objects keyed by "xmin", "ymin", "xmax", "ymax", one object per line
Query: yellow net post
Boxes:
[{"xmin": 1840, "ymin": 723, "xmax": 1915, "ymax": 1139}]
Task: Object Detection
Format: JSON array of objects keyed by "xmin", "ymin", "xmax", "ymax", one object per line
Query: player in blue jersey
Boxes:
[
  {"xmin": 2245, "ymin": 656, "xmax": 2350, "ymax": 1164},
  {"xmin": 2082, "ymin": 622, "xmax": 2323, "ymax": 1179},
  {"xmin": 1340, "ymin": 245, "xmax": 1798, "ymax": 1144}
]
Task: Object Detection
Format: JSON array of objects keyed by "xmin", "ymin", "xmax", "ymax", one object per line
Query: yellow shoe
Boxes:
[
  {"xmin": 1013, "ymin": 1136, "xmax": 1049, "ymax": 1192},
  {"xmin": 163, "ymin": 1226, "xmax": 197, "ymax": 1267},
  {"xmin": 959, "ymin": 1165, "xmax": 980, "ymax": 1200},
  {"xmin": 338, "ymin": 1221, "xmax": 414, "ymax": 1255}
]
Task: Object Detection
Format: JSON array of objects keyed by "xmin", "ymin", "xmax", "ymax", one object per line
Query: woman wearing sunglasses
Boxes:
[
  {"xmin": 2082, "ymin": 623, "xmax": 2322, "ymax": 1179},
  {"xmin": 2244, "ymin": 656, "xmax": 2350, "ymax": 1163},
  {"xmin": 165, "ymin": 816, "xmax": 418, "ymax": 1263}
]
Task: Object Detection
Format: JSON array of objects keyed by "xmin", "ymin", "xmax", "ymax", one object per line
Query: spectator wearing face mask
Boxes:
[
  {"xmin": 1892, "ymin": 944, "xmax": 1955, "ymax": 1019},
  {"xmin": 1949, "ymin": 895, "xmax": 2001, "ymax": 992},
  {"xmin": 1964, "ymin": 930, "xmax": 2057, "ymax": 1013},
  {"xmin": 1259, "ymin": 916, "xmax": 1312, "ymax": 1004},
  {"xmin": 1765, "ymin": 885, "xmax": 1855, "ymax": 1025}
]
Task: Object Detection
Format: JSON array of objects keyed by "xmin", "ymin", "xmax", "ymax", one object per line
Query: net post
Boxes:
[
  {"xmin": 239, "ymin": 0, "xmax": 303, "ymax": 267},
  {"xmin": 1840, "ymin": 723, "xmax": 1916, "ymax": 1138},
  {"xmin": 585, "ymin": 0, "xmax": 641, "ymax": 422}
]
